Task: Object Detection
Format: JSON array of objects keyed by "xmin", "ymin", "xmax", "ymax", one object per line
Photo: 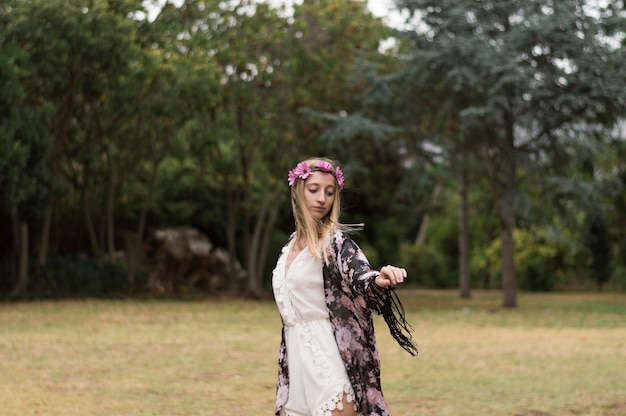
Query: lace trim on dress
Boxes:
[
  {"xmin": 299, "ymin": 321, "xmax": 358, "ymax": 416},
  {"xmin": 273, "ymin": 243, "xmax": 299, "ymax": 326},
  {"xmin": 316, "ymin": 384, "xmax": 357, "ymax": 416},
  {"xmin": 281, "ymin": 385, "xmax": 356, "ymax": 416}
]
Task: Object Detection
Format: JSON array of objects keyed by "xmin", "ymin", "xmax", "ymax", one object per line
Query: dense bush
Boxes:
[
  {"xmin": 610, "ymin": 265, "xmax": 626, "ymax": 291},
  {"xmin": 1, "ymin": 256, "xmax": 142, "ymax": 299},
  {"xmin": 477, "ymin": 227, "xmax": 576, "ymax": 292},
  {"xmin": 399, "ymin": 243, "xmax": 452, "ymax": 288},
  {"xmin": 584, "ymin": 214, "xmax": 613, "ymax": 290}
]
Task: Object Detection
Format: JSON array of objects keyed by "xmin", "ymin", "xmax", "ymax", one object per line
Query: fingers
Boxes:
[{"xmin": 379, "ymin": 265, "xmax": 408, "ymax": 286}]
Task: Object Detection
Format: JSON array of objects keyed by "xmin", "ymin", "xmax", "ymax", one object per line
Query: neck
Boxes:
[{"xmin": 293, "ymin": 233, "xmax": 306, "ymax": 249}]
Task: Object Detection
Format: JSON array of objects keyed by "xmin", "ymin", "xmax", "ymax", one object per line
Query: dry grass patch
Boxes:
[{"xmin": 0, "ymin": 290, "xmax": 624, "ymax": 415}]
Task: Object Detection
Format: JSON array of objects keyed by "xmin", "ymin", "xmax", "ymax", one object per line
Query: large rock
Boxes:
[{"xmin": 143, "ymin": 226, "xmax": 246, "ymax": 294}]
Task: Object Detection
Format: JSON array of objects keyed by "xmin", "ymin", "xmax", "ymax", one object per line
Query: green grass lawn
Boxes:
[{"xmin": 0, "ymin": 290, "xmax": 624, "ymax": 415}]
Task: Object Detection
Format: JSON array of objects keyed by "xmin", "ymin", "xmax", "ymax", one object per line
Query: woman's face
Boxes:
[{"xmin": 303, "ymin": 171, "xmax": 336, "ymax": 220}]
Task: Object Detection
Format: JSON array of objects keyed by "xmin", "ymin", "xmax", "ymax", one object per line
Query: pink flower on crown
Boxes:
[
  {"xmin": 287, "ymin": 160, "xmax": 345, "ymax": 190},
  {"xmin": 316, "ymin": 161, "xmax": 334, "ymax": 173},
  {"xmin": 287, "ymin": 162, "xmax": 312, "ymax": 186},
  {"xmin": 335, "ymin": 167, "xmax": 344, "ymax": 190},
  {"xmin": 317, "ymin": 161, "xmax": 344, "ymax": 190}
]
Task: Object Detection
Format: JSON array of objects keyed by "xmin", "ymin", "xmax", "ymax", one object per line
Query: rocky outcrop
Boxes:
[{"xmin": 119, "ymin": 227, "xmax": 246, "ymax": 294}]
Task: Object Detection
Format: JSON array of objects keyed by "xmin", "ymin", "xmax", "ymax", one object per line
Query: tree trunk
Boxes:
[
  {"xmin": 10, "ymin": 211, "xmax": 20, "ymax": 286},
  {"xmin": 137, "ymin": 154, "xmax": 164, "ymax": 244},
  {"xmin": 128, "ymin": 158, "xmax": 161, "ymax": 292},
  {"xmin": 37, "ymin": 58, "xmax": 83, "ymax": 265},
  {"xmin": 99, "ymin": 216, "xmax": 106, "ymax": 257},
  {"xmin": 415, "ymin": 178, "xmax": 444, "ymax": 245},
  {"xmin": 247, "ymin": 191, "xmax": 272, "ymax": 298},
  {"xmin": 458, "ymin": 166, "xmax": 471, "ymax": 299},
  {"xmin": 258, "ymin": 192, "xmax": 282, "ymax": 291},
  {"xmin": 105, "ymin": 151, "xmax": 116, "ymax": 259},
  {"xmin": 81, "ymin": 188, "xmax": 103, "ymax": 266},
  {"xmin": 241, "ymin": 188, "xmax": 250, "ymax": 289},
  {"xmin": 501, "ymin": 118, "xmax": 517, "ymax": 308},
  {"xmin": 37, "ymin": 206, "xmax": 51, "ymax": 265},
  {"xmin": 225, "ymin": 177, "xmax": 239, "ymax": 296},
  {"xmin": 500, "ymin": 207, "xmax": 517, "ymax": 307},
  {"xmin": 11, "ymin": 217, "xmax": 30, "ymax": 296},
  {"xmin": 247, "ymin": 188, "xmax": 281, "ymax": 298}
]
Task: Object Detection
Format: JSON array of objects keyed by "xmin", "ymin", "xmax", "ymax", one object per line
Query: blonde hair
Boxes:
[{"xmin": 290, "ymin": 157, "xmax": 352, "ymax": 263}]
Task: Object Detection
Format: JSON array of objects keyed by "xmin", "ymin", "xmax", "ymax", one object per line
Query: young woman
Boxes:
[{"xmin": 272, "ymin": 157, "xmax": 417, "ymax": 416}]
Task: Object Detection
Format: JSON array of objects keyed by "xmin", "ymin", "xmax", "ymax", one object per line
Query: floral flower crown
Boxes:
[{"xmin": 288, "ymin": 161, "xmax": 345, "ymax": 190}]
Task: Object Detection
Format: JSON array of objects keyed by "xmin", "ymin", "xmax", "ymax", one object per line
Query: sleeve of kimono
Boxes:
[
  {"xmin": 335, "ymin": 233, "xmax": 382, "ymax": 310},
  {"xmin": 337, "ymin": 232, "xmax": 419, "ymax": 356}
]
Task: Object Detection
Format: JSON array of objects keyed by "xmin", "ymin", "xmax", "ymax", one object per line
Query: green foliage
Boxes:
[
  {"xmin": 288, "ymin": 0, "xmax": 390, "ymax": 113},
  {"xmin": 610, "ymin": 264, "xmax": 626, "ymax": 292},
  {"xmin": 0, "ymin": 256, "xmax": 142, "ymax": 299},
  {"xmin": 425, "ymin": 212, "xmax": 459, "ymax": 278},
  {"xmin": 364, "ymin": 217, "xmax": 403, "ymax": 265},
  {"xmin": 0, "ymin": 42, "xmax": 52, "ymax": 221},
  {"xmin": 1, "ymin": 0, "xmax": 625, "ymax": 298},
  {"xmin": 0, "ymin": 44, "xmax": 29, "ymax": 212},
  {"xmin": 399, "ymin": 243, "xmax": 449, "ymax": 288},
  {"xmin": 378, "ymin": 0, "xmax": 626, "ymax": 301},
  {"xmin": 584, "ymin": 214, "xmax": 613, "ymax": 290},
  {"xmin": 28, "ymin": 257, "xmax": 140, "ymax": 298},
  {"xmin": 597, "ymin": 133, "xmax": 626, "ymax": 290},
  {"xmin": 479, "ymin": 227, "xmax": 577, "ymax": 292}
]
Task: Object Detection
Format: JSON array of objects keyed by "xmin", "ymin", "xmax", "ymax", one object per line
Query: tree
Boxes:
[
  {"xmin": 390, "ymin": 0, "xmax": 626, "ymax": 306},
  {"xmin": 288, "ymin": 1, "xmax": 429, "ymax": 266},
  {"xmin": 147, "ymin": 0, "xmax": 293, "ymax": 296},
  {"xmin": 0, "ymin": 42, "xmax": 52, "ymax": 295},
  {"xmin": 148, "ymin": 0, "xmax": 392, "ymax": 296},
  {"xmin": 2, "ymin": 0, "xmax": 145, "ymax": 265}
]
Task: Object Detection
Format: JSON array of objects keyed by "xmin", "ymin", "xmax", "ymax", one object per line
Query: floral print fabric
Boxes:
[{"xmin": 275, "ymin": 229, "xmax": 397, "ymax": 416}]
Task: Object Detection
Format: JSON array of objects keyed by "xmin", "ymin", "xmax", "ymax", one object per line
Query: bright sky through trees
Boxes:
[{"xmin": 143, "ymin": 0, "xmax": 404, "ymax": 24}]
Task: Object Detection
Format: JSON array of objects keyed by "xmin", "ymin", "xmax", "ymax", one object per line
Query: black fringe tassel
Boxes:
[{"xmin": 382, "ymin": 288, "xmax": 418, "ymax": 356}]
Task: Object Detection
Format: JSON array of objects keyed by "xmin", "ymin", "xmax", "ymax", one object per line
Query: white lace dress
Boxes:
[{"xmin": 272, "ymin": 241, "xmax": 356, "ymax": 416}]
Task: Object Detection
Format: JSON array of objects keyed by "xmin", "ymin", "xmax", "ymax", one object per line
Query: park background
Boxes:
[
  {"xmin": 2, "ymin": 0, "xmax": 626, "ymax": 302},
  {"xmin": 1, "ymin": 1, "xmax": 626, "ymax": 414}
]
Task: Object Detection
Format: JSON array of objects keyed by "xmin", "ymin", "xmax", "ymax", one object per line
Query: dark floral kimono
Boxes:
[{"xmin": 275, "ymin": 229, "xmax": 417, "ymax": 416}]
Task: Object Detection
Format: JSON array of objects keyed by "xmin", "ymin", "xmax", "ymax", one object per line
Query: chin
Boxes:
[{"xmin": 310, "ymin": 210, "xmax": 329, "ymax": 220}]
